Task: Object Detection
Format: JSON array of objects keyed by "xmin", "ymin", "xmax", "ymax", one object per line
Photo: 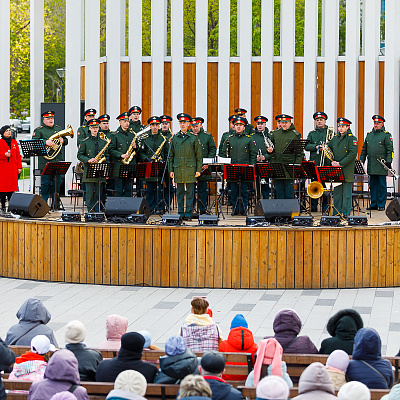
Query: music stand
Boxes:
[
  {"xmin": 257, "ymin": 163, "xmax": 286, "ymax": 199},
  {"xmin": 86, "ymin": 163, "xmax": 113, "ymax": 212},
  {"xmin": 206, "ymin": 164, "xmax": 225, "ymax": 219},
  {"xmin": 119, "ymin": 164, "xmax": 137, "ymax": 197},
  {"xmin": 147, "ymin": 161, "xmax": 168, "ymax": 213},
  {"xmin": 354, "ymin": 159, "xmax": 366, "ymax": 175},
  {"xmin": 135, "ymin": 163, "xmax": 148, "ymax": 197},
  {"xmin": 317, "ymin": 166, "xmax": 345, "ymax": 217},
  {"xmin": 353, "ymin": 160, "xmax": 370, "ymax": 216},
  {"xmin": 42, "ymin": 161, "xmax": 71, "ymax": 211},
  {"xmin": 20, "ymin": 139, "xmax": 48, "ymax": 194},
  {"xmin": 301, "ymin": 160, "xmax": 318, "ymax": 181},
  {"xmin": 224, "ymin": 164, "xmax": 255, "ymax": 215}
]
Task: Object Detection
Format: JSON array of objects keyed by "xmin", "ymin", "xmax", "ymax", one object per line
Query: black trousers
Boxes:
[{"xmin": 0, "ymin": 192, "xmax": 13, "ymax": 210}]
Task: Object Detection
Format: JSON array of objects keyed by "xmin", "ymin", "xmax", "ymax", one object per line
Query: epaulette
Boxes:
[
  {"xmin": 55, "ymin": 125, "xmax": 62, "ymax": 129},
  {"xmin": 246, "ymin": 134, "xmax": 252, "ymax": 138},
  {"xmin": 100, "ymin": 137, "xmax": 109, "ymax": 142},
  {"xmin": 112, "ymin": 131, "xmax": 118, "ymax": 135},
  {"xmin": 82, "ymin": 137, "xmax": 89, "ymax": 142},
  {"xmin": 228, "ymin": 134, "xmax": 234, "ymax": 138},
  {"xmin": 205, "ymin": 131, "xmax": 212, "ymax": 136}
]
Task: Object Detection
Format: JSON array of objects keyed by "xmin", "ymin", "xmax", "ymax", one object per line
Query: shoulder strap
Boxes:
[
  {"xmin": 68, "ymin": 384, "xmax": 79, "ymax": 393},
  {"xmin": 282, "ymin": 336, "xmax": 298, "ymax": 352},
  {"xmin": 10, "ymin": 322, "xmax": 42, "ymax": 345},
  {"xmin": 359, "ymin": 360, "xmax": 389, "ymax": 388}
]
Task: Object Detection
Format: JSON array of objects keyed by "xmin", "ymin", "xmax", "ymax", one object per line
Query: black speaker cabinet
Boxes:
[
  {"xmin": 386, "ymin": 198, "xmax": 400, "ymax": 221},
  {"xmin": 8, "ymin": 192, "xmax": 50, "ymax": 218},
  {"xmin": 105, "ymin": 197, "xmax": 151, "ymax": 218},
  {"xmin": 254, "ymin": 199, "xmax": 300, "ymax": 222}
]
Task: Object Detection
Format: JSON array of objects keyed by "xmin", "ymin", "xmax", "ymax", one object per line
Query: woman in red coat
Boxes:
[{"xmin": 0, "ymin": 125, "xmax": 22, "ymax": 211}]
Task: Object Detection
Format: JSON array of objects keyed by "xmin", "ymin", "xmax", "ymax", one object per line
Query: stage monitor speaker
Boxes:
[
  {"xmin": 8, "ymin": 192, "xmax": 50, "ymax": 218},
  {"xmin": 386, "ymin": 198, "xmax": 400, "ymax": 221},
  {"xmin": 105, "ymin": 197, "xmax": 151, "ymax": 218},
  {"xmin": 254, "ymin": 199, "xmax": 299, "ymax": 222}
]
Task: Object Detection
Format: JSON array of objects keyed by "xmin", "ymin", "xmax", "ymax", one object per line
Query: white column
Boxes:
[
  {"xmin": 129, "ymin": 0, "xmax": 142, "ymax": 107},
  {"xmin": 260, "ymin": 0, "xmax": 274, "ymax": 124},
  {"xmin": 30, "ymin": 0, "xmax": 44, "ymax": 132},
  {"xmin": 195, "ymin": 0, "xmax": 208, "ymax": 123},
  {"xmin": 171, "ymin": 0, "xmax": 184, "ymax": 132},
  {"xmin": 323, "ymin": 0, "xmax": 339, "ymax": 122},
  {"xmin": 107, "ymin": 0, "xmax": 124, "ymax": 130},
  {"xmin": 84, "ymin": 0, "xmax": 100, "ymax": 113},
  {"xmin": 238, "ymin": 0, "xmax": 252, "ymax": 117},
  {"xmin": 218, "ymin": 0, "xmax": 230, "ymax": 140},
  {"xmin": 0, "ymin": 1, "xmax": 10, "ymax": 123},
  {"xmin": 280, "ymin": 0, "xmax": 295, "ymax": 116},
  {"xmin": 345, "ymin": 0, "xmax": 360, "ymax": 135},
  {"xmin": 65, "ymin": 0, "xmax": 83, "ymax": 192},
  {"xmin": 302, "ymin": 0, "xmax": 318, "ymax": 135}
]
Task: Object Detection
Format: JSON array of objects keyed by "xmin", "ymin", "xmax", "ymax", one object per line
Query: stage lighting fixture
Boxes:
[
  {"xmin": 246, "ymin": 216, "xmax": 267, "ymax": 226},
  {"xmin": 347, "ymin": 215, "xmax": 368, "ymax": 226},
  {"xmin": 127, "ymin": 214, "xmax": 148, "ymax": 224},
  {"xmin": 292, "ymin": 216, "xmax": 313, "ymax": 226},
  {"xmin": 162, "ymin": 214, "xmax": 183, "ymax": 226},
  {"xmin": 198, "ymin": 215, "xmax": 218, "ymax": 226},
  {"xmin": 320, "ymin": 216, "xmax": 341, "ymax": 226},
  {"xmin": 61, "ymin": 211, "xmax": 81, "ymax": 222},
  {"xmin": 85, "ymin": 212, "xmax": 106, "ymax": 223}
]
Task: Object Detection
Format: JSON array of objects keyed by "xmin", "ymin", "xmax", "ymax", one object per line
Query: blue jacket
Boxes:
[
  {"xmin": 346, "ymin": 328, "xmax": 393, "ymax": 389},
  {"xmin": 203, "ymin": 376, "xmax": 242, "ymax": 400}
]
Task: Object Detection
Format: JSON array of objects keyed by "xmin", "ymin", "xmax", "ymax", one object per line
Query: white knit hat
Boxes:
[
  {"xmin": 65, "ymin": 320, "xmax": 86, "ymax": 344},
  {"xmin": 338, "ymin": 381, "xmax": 371, "ymax": 400},
  {"xmin": 256, "ymin": 375, "xmax": 289, "ymax": 400},
  {"xmin": 114, "ymin": 370, "xmax": 147, "ymax": 396},
  {"xmin": 326, "ymin": 349, "xmax": 350, "ymax": 373}
]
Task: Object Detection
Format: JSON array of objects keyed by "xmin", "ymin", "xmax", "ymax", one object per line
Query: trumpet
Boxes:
[{"xmin": 377, "ymin": 158, "xmax": 399, "ymax": 180}]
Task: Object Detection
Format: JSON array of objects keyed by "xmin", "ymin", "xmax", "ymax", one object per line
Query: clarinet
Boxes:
[{"xmin": 226, "ymin": 136, "xmax": 230, "ymax": 158}]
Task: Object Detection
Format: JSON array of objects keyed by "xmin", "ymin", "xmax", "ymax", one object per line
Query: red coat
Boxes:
[{"xmin": 0, "ymin": 138, "xmax": 22, "ymax": 192}]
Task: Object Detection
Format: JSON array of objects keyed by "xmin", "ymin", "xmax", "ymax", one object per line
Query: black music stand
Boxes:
[
  {"xmin": 86, "ymin": 163, "xmax": 113, "ymax": 212},
  {"xmin": 284, "ymin": 164, "xmax": 311, "ymax": 214},
  {"xmin": 257, "ymin": 163, "xmax": 286, "ymax": 199},
  {"xmin": 224, "ymin": 164, "xmax": 255, "ymax": 215},
  {"xmin": 282, "ymin": 139, "xmax": 309, "ymax": 198},
  {"xmin": 354, "ymin": 159, "xmax": 366, "ymax": 175},
  {"xmin": 119, "ymin": 164, "xmax": 137, "ymax": 197},
  {"xmin": 42, "ymin": 161, "xmax": 71, "ymax": 211},
  {"xmin": 318, "ymin": 166, "xmax": 345, "ymax": 217},
  {"xmin": 135, "ymin": 163, "xmax": 148, "ymax": 197},
  {"xmin": 20, "ymin": 139, "xmax": 47, "ymax": 194},
  {"xmin": 207, "ymin": 164, "xmax": 225, "ymax": 219},
  {"xmin": 301, "ymin": 160, "xmax": 318, "ymax": 181},
  {"xmin": 148, "ymin": 161, "xmax": 167, "ymax": 213},
  {"xmin": 353, "ymin": 160, "xmax": 370, "ymax": 216}
]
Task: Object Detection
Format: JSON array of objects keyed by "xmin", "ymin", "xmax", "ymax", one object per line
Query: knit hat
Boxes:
[
  {"xmin": 114, "ymin": 370, "xmax": 147, "ymax": 396},
  {"xmin": 254, "ymin": 338, "xmax": 283, "ymax": 385},
  {"xmin": 256, "ymin": 375, "xmax": 289, "ymax": 400},
  {"xmin": 50, "ymin": 392, "xmax": 77, "ymax": 400},
  {"xmin": 230, "ymin": 314, "xmax": 248, "ymax": 330},
  {"xmin": 326, "ymin": 349, "xmax": 350, "ymax": 373},
  {"xmin": 65, "ymin": 320, "xmax": 86, "ymax": 344},
  {"xmin": 0, "ymin": 125, "xmax": 10, "ymax": 136},
  {"xmin": 138, "ymin": 330, "xmax": 152, "ymax": 348},
  {"xmin": 380, "ymin": 383, "xmax": 400, "ymax": 400},
  {"xmin": 31, "ymin": 335, "xmax": 56, "ymax": 354},
  {"xmin": 338, "ymin": 381, "xmax": 371, "ymax": 400},
  {"xmin": 121, "ymin": 332, "xmax": 145, "ymax": 353},
  {"xmin": 165, "ymin": 335, "xmax": 187, "ymax": 356},
  {"xmin": 201, "ymin": 350, "xmax": 225, "ymax": 374}
]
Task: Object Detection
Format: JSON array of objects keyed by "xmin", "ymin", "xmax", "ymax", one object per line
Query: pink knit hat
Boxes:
[{"xmin": 254, "ymin": 338, "xmax": 283, "ymax": 385}]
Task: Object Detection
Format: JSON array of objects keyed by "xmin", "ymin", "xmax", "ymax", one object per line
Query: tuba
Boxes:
[
  {"xmin": 320, "ymin": 126, "xmax": 335, "ymax": 165},
  {"xmin": 44, "ymin": 125, "xmax": 74, "ymax": 160},
  {"xmin": 122, "ymin": 125, "xmax": 151, "ymax": 165},
  {"xmin": 307, "ymin": 181, "xmax": 325, "ymax": 199}
]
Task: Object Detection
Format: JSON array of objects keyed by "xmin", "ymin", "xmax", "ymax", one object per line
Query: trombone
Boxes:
[{"xmin": 377, "ymin": 158, "xmax": 399, "ymax": 180}]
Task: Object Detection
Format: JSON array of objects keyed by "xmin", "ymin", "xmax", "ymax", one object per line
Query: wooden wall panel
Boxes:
[
  {"xmin": 183, "ymin": 63, "xmax": 196, "ymax": 117},
  {"xmin": 142, "ymin": 63, "xmax": 152, "ymax": 123},
  {"xmin": 99, "ymin": 62, "xmax": 107, "ymax": 115},
  {"xmin": 294, "ymin": 62, "xmax": 304, "ymax": 135},
  {"xmin": 229, "ymin": 63, "xmax": 240, "ymax": 115},
  {"xmin": 80, "ymin": 66, "xmax": 85, "ymax": 100},
  {"xmin": 251, "ymin": 62, "xmax": 261, "ymax": 122},
  {"xmin": 120, "ymin": 62, "xmax": 130, "ymax": 113},
  {"xmin": 273, "ymin": 62, "xmax": 282, "ymax": 130},
  {"xmin": 207, "ymin": 63, "xmax": 219, "ymax": 143},
  {"xmin": 358, "ymin": 62, "xmax": 365, "ymax": 153},
  {"xmin": 164, "ymin": 62, "xmax": 172, "ymax": 117},
  {"xmin": 316, "ymin": 62, "xmax": 324, "ymax": 113},
  {"xmin": 337, "ymin": 62, "xmax": 345, "ymax": 120},
  {"xmin": 379, "ymin": 61, "xmax": 385, "ymax": 117}
]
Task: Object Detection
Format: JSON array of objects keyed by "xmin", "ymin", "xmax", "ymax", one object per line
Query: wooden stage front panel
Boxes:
[{"xmin": 1, "ymin": 219, "xmax": 398, "ymax": 289}]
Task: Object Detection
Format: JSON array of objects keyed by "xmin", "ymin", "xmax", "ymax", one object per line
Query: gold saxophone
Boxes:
[
  {"xmin": 94, "ymin": 133, "xmax": 111, "ymax": 164},
  {"xmin": 151, "ymin": 133, "xmax": 167, "ymax": 161},
  {"xmin": 44, "ymin": 125, "xmax": 74, "ymax": 160},
  {"xmin": 122, "ymin": 125, "xmax": 151, "ymax": 165}
]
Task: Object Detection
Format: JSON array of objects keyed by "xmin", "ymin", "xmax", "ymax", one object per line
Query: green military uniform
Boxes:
[
  {"xmin": 269, "ymin": 124, "xmax": 304, "ymax": 199},
  {"xmin": 100, "ymin": 128, "xmax": 112, "ymax": 139},
  {"xmin": 244, "ymin": 123, "xmax": 255, "ymax": 135},
  {"xmin": 168, "ymin": 131, "xmax": 203, "ymax": 218},
  {"xmin": 218, "ymin": 129, "xmax": 234, "ymax": 157},
  {"xmin": 328, "ymin": 129, "xmax": 358, "ymax": 215},
  {"xmin": 129, "ymin": 120, "xmax": 144, "ymax": 133},
  {"xmin": 360, "ymin": 126, "xmax": 393, "ymax": 209},
  {"xmin": 251, "ymin": 128, "xmax": 271, "ymax": 200},
  {"xmin": 77, "ymin": 124, "xmax": 89, "ymax": 146},
  {"xmin": 77, "ymin": 135, "xmax": 109, "ymax": 211}
]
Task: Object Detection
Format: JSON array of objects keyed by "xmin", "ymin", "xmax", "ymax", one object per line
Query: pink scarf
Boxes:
[{"xmin": 253, "ymin": 338, "xmax": 283, "ymax": 385}]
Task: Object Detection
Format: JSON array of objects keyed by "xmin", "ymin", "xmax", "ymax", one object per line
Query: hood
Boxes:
[
  {"xmin": 16, "ymin": 298, "xmax": 51, "ymax": 324},
  {"xmin": 230, "ymin": 314, "xmax": 248, "ymax": 330},
  {"xmin": 50, "ymin": 392, "xmax": 78, "ymax": 400},
  {"xmin": 381, "ymin": 383, "xmax": 400, "ymax": 400},
  {"xmin": 298, "ymin": 362, "xmax": 335, "ymax": 395},
  {"xmin": 352, "ymin": 327, "xmax": 382, "ymax": 361},
  {"xmin": 185, "ymin": 314, "xmax": 214, "ymax": 327},
  {"xmin": 327, "ymin": 309, "xmax": 363, "ymax": 339},
  {"xmin": 106, "ymin": 315, "xmax": 129, "ymax": 341},
  {"xmin": 273, "ymin": 309, "xmax": 301, "ymax": 335},
  {"xmin": 106, "ymin": 389, "xmax": 146, "ymax": 400},
  {"xmin": 159, "ymin": 349, "xmax": 198, "ymax": 379},
  {"xmin": 44, "ymin": 349, "xmax": 80, "ymax": 384},
  {"xmin": 226, "ymin": 327, "xmax": 256, "ymax": 351}
]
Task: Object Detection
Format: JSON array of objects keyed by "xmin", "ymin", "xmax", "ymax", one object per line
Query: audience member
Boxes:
[
  {"xmin": 95, "ymin": 332, "xmax": 158, "ymax": 383},
  {"xmin": 325, "ymin": 349, "xmax": 349, "ymax": 390},
  {"xmin": 381, "ymin": 383, "xmax": 400, "ymax": 400},
  {"xmin": 219, "ymin": 314, "xmax": 258, "ymax": 381},
  {"xmin": 255, "ymin": 375, "xmax": 290, "ymax": 400},
  {"xmin": 291, "ymin": 362, "xmax": 336, "ymax": 400},
  {"xmin": 0, "ymin": 336, "xmax": 16, "ymax": 400},
  {"xmin": 5, "ymin": 298, "xmax": 58, "ymax": 347},
  {"xmin": 27, "ymin": 349, "xmax": 89, "ymax": 400},
  {"xmin": 245, "ymin": 338, "xmax": 293, "ymax": 388},
  {"xmin": 98, "ymin": 314, "xmax": 128, "ymax": 351},
  {"xmin": 10, "ymin": 335, "xmax": 55, "ymax": 381},
  {"xmin": 180, "ymin": 297, "xmax": 222, "ymax": 352},
  {"xmin": 138, "ymin": 330, "xmax": 161, "ymax": 350},
  {"xmin": 154, "ymin": 335, "xmax": 199, "ymax": 384},
  {"xmin": 264, "ymin": 309, "xmax": 318, "ymax": 354},
  {"xmin": 337, "ymin": 381, "xmax": 371, "ymax": 400},
  {"xmin": 320, "ymin": 309, "xmax": 363, "ymax": 355},
  {"xmin": 64, "ymin": 320, "xmax": 102, "ymax": 381},
  {"xmin": 199, "ymin": 350, "xmax": 241, "ymax": 400},
  {"xmin": 50, "ymin": 393, "xmax": 78, "ymax": 400},
  {"xmin": 177, "ymin": 374, "xmax": 212, "ymax": 399},
  {"xmin": 106, "ymin": 370, "xmax": 147, "ymax": 400},
  {"xmin": 346, "ymin": 327, "xmax": 393, "ymax": 389}
]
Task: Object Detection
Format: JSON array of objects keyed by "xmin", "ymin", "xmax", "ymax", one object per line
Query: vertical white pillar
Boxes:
[
  {"xmin": 196, "ymin": 0, "xmax": 208, "ymax": 124},
  {"xmin": 0, "ymin": 1, "xmax": 10, "ymax": 123},
  {"xmin": 171, "ymin": 0, "xmax": 184, "ymax": 132},
  {"xmin": 129, "ymin": 0, "xmax": 142, "ymax": 107},
  {"xmin": 238, "ymin": 0, "xmax": 252, "ymax": 117},
  {"xmin": 260, "ymin": 0, "xmax": 274, "ymax": 124},
  {"xmin": 30, "ymin": 0, "xmax": 44, "ymax": 132},
  {"xmin": 280, "ymin": 0, "xmax": 295, "ymax": 116},
  {"xmin": 323, "ymin": 0, "xmax": 339, "ymax": 122},
  {"xmin": 65, "ymin": 0, "xmax": 83, "ymax": 192},
  {"xmin": 84, "ymin": 0, "xmax": 100, "ymax": 113},
  {"xmin": 218, "ymin": 0, "xmax": 230, "ymax": 140},
  {"xmin": 107, "ymin": 0, "xmax": 124, "ymax": 130},
  {"xmin": 302, "ymin": 0, "xmax": 318, "ymax": 135}
]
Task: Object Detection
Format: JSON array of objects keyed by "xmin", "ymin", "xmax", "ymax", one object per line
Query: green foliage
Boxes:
[
  {"xmin": 338, "ymin": 0, "xmax": 346, "ymax": 56},
  {"xmin": 295, "ymin": 0, "xmax": 305, "ymax": 56}
]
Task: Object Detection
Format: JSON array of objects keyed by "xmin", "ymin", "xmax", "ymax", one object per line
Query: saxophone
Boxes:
[
  {"xmin": 151, "ymin": 133, "xmax": 167, "ymax": 161},
  {"xmin": 94, "ymin": 133, "xmax": 111, "ymax": 164},
  {"xmin": 264, "ymin": 132, "xmax": 274, "ymax": 150},
  {"xmin": 122, "ymin": 125, "xmax": 151, "ymax": 165}
]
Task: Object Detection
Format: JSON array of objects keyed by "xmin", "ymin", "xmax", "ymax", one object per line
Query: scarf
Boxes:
[{"xmin": 253, "ymin": 338, "xmax": 283, "ymax": 385}]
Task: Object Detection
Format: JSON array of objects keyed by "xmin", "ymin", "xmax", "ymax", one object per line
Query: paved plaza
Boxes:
[{"xmin": 0, "ymin": 277, "xmax": 399, "ymax": 356}]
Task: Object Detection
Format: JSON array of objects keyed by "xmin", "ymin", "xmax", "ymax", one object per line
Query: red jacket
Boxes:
[
  {"xmin": 0, "ymin": 138, "xmax": 22, "ymax": 192},
  {"xmin": 219, "ymin": 327, "xmax": 258, "ymax": 381}
]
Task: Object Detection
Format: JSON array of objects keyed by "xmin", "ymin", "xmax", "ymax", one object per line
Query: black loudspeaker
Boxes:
[
  {"xmin": 105, "ymin": 197, "xmax": 151, "ymax": 218},
  {"xmin": 254, "ymin": 199, "xmax": 299, "ymax": 222},
  {"xmin": 386, "ymin": 198, "xmax": 400, "ymax": 221},
  {"xmin": 8, "ymin": 192, "xmax": 50, "ymax": 218}
]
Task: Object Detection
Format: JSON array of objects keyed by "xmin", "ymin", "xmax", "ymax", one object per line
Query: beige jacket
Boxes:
[{"xmin": 326, "ymin": 367, "xmax": 346, "ymax": 390}]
